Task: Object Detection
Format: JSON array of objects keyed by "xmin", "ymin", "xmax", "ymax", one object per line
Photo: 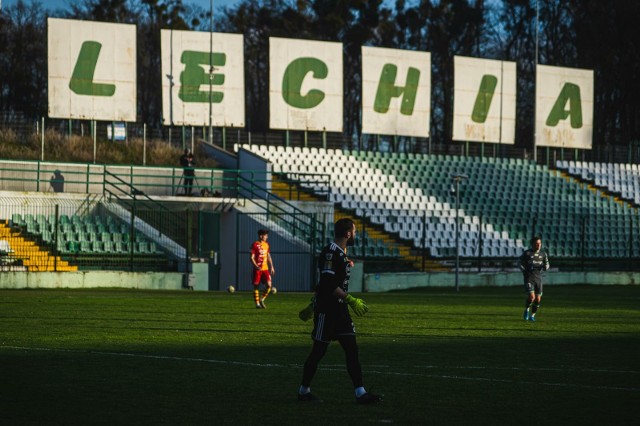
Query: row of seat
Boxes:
[
  {"xmin": 245, "ymin": 144, "xmax": 528, "ymax": 257},
  {"xmin": 244, "ymin": 144, "xmax": 640, "ymax": 259},
  {"xmin": 11, "ymin": 213, "xmax": 162, "ymax": 257},
  {"xmin": 56, "ymin": 240, "xmax": 162, "ymax": 255},
  {"xmin": 556, "ymin": 160, "xmax": 640, "ymax": 205}
]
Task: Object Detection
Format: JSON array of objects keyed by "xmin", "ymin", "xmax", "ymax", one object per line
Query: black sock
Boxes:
[{"xmin": 531, "ymin": 302, "xmax": 540, "ymax": 315}]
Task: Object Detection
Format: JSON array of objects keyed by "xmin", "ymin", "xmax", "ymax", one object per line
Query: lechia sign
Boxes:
[
  {"xmin": 47, "ymin": 18, "xmax": 594, "ymax": 149},
  {"xmin": 48, "ymin": 18, "xmax": 136, "ymax": 121},
  {"xmin": 453, "ymin": 56, "xmax": 517, "ymax": 144}
]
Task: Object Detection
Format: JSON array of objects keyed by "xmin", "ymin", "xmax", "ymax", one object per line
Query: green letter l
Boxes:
[{"xmin": 68, "ymin": 41, "xmax": 116, "ymax": 97}]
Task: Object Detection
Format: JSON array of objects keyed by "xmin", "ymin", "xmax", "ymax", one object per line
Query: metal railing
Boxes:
[
  {"xmin": 0, "ymin": 160, "xmax": 330, "ymax": 273},
  {"xmin": 236, "ymin": 173, "xmax": 325, "ymax": 248}
]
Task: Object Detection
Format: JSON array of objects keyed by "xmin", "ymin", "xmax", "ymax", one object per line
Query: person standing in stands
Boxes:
[
  {"xmin": 250, "ymin": 229, "xmax": 275, "ymax": 309},
  {"xmin": 519, "ymin": 236, "xmax": 550, "ymax": 322},
  {"xmin": 180, "ymin": 150, "xmax": 196, "ymax": 196}
]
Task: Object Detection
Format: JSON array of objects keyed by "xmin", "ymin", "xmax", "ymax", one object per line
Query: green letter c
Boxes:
[{"xmin": 281, "ymin": 57, "xmax": 328, "ymax": 109}]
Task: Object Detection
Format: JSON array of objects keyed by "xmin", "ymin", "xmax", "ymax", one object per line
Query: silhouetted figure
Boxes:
[
  {"xmin": 180, "ymin": 150, "xmax": 196, "ymax": 196},
  {"xmin": 50, "ymin": 170, "xmax": 65, "ymax": 193}
]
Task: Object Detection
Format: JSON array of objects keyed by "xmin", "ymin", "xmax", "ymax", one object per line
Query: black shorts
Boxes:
[
  {"xmin": 524, "ymin": 279, "xmax": 543, "ymax": 295},
  {"xmin": 311, "ymin": 310, "xmax": 355, "ymax": 343}
]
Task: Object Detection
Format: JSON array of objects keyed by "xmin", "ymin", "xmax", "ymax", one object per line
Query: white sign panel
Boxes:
[
  {"xmin": 269, "ymin": 37, "xmax": 343, "ymax": 132},
  {"xmin": 361, "ymin": 46, "xmax": 431, "ymax": 137},
  {"xmin": 453, "ymin": 56, "xmax": 516, "ymax": 144},
  {"xmin": 48, "ymin": 18, "xmax": 136, "ymax": 121},
  {"xmin": 536, "ymin": 64, "xmax": 594, "ymax": 149},
  {"xmin": 161, "ymin": 29, "xmax": 245, "ymax": 127}
]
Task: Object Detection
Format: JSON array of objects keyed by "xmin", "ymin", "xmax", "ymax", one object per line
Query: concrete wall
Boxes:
[
  {"xmin": 201, "ymin": 142, "xmax": 238, "ymax": 170},
  {"xmin": 237, "ymin": 148, "xmax": 270, "ymax": 199},
  {"xmin": 219, "ymin": 210, "xmax": 238, "ymax": 290},
  {"xmin": 364, "ymin": 270, "xmax": 640, "ymax": 292},
  {"xmin": 0, "ymin": 271, "xmax": 184, "ymax": 290},
  {"xmin": 5, "ymin": 268, "xmax": 635, "ymax": 292}
]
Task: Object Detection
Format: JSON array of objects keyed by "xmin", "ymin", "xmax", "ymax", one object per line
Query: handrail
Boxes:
[
  {"xmin": 103, "ymin": 170, "xmax": 188, "ymax": 264},
  {"xmin": 0, "ymin": 160, "xmax": 332, "ymax": 200},
  {"xmin": 236, "ymin": 174, "xmax": 324, "ymax": 246},
  {"xmin": 0, "ymin": 159, "xmax": 329, "ymax": 250}
]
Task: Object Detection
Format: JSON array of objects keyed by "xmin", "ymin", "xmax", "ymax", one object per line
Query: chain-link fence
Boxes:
[
  {"xmin": 2, "ymin": 113, "xmax": 639, "ymax": 165},
  {"xmin": 0, "ymin": 195, "xmax": 189, "ymax": 273}
]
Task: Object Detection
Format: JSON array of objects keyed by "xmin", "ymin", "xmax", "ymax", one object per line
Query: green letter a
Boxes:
[
  {"xmin": 373, "ymin": 64, "xmax": 420, "ymax": 115},
  {"xmin": 546, "ymin": 83, "xmax": 583, "ymax": 128},
  {"xmin": 471, "ymin": 75, "xmax": 497, "ymax": 123},
  {"xmin": 69, "ymin": 41, "xmax": 116, "ymax": 96}
]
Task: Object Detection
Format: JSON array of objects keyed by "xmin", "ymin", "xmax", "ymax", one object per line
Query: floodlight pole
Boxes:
[
  {"xmin": 452, "ymin": 174, "xmax": 468, "ymax": 293},
  {"xmin": 208, "ymin": 0, "xmax": 214, "ymax": 145},
  {"xmin": 533, "ymin": 0, "xmax": 539, "ymax": 163}
]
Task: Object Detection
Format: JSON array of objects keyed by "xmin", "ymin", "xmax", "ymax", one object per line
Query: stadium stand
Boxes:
[
  {"xmin": 240, "ymin": 145, "xmax": 640, "ymax": 261},
  {"xmin": 556, "ymin": 160, "xmax": 640, "ymax": 206},
  {"xmin": 7, "ymin": 212, "xmax": 166, "ymax": 271}
]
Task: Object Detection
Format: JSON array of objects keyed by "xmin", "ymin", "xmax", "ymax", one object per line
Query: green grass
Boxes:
[{"xmin": 1, "ymin": 286, "xmax": 638, "ymax": 425}]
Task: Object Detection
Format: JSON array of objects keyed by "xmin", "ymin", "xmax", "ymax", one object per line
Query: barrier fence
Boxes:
[
  {"xmin": 2, "ymin": 113, "xmax": 640, "ymax": 166},
  {"xmin": 0, "ymin": 200, "xmax": 187, "ymax": 272}
]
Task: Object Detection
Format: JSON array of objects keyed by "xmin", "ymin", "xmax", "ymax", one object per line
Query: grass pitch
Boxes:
[{"xmin": 0, "ymin": 285, "xmax": 638, "ymax": 425}]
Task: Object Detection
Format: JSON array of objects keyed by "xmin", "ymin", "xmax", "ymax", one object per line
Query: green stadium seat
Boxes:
[
  {"xmin": 149, "ymin": 242, "xmax": 161, "ymax": 254},
  {"xmin": 35, "ymin": 214, "xmax": 47, "ymax": 225},
  {"xmin": 67, "ymin": 241, "xmax": 79, "ymax": 254},
  {"xmin": 102, "ymin": 241, "xmax": 115, "ymax": 253},
  {"xmin": 41, "ymin": 230, "xmax": 53, "ymax": 243},
  {"xmin": 11, "ymin": 213, "xmax": 23, "ymax": 226},
  {"xmin": 26, "ymin": 222, "xmax": 38, "ymax": 234}
]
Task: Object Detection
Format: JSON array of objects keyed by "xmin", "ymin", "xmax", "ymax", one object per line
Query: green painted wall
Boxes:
[
  {"xmin": 0, "ymin": 271, "xmax": 184, "ymax": 290},
  {"xmin": 364, "ymin": 271, "xmax": 640, "ymax": 292},
  {"xmin": 2, "ymin": 268, "xmax": 637, "ymax": 292}
]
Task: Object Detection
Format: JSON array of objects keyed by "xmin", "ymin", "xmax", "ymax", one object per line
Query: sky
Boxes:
[
  {"xmin": 2, "ymin": 0, "xmax": 243, "ymax": 13},
  {"xmin": 2, "ymin": 0, "xmax": 401, "ymax": 14}
]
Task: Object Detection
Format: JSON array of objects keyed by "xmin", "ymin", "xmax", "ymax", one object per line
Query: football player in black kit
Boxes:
[
  {"xmin": 297, "ymin": 218, "xmax": 382, "ymax": 404},
  {"xmin": 519, "ymin": 236, "xmax": 550, "ymax": 322}
]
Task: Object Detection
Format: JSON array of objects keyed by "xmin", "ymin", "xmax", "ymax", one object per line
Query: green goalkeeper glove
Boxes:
[
  {"xmin": 298, "ymin": 302, "xmax": 314, "ymax": 322},
  {"xmin": 344, "ymin": 294, "xmax": 368, "ymax": 317}
]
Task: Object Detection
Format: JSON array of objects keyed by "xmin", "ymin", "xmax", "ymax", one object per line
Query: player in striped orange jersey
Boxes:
[{"xmin": 250, "ymin": 229, "xmax": 275, "ymax": 308}]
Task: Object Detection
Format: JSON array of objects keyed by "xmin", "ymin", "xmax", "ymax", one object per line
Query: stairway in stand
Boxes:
[{"xmin": 271, "ymin": 175, "xmax": 448, "ymax": 271}]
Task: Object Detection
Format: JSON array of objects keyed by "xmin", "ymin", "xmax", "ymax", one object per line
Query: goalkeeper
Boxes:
[
  {"xmin": 519, "ymin": 235, "xmax": 550, "ymax": 321},
  {"xmin": 297, "ymin": 218, "xmax": 382, "ymax": 405}
]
